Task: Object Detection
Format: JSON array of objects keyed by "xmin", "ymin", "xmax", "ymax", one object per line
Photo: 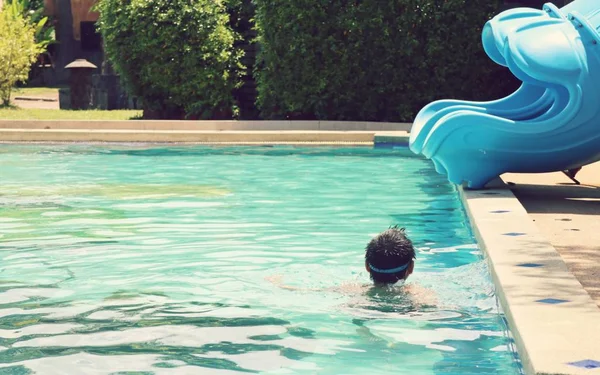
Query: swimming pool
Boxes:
[{"xmin": 0, "ymin": 144, "xmax": 523, "ymax": 374}]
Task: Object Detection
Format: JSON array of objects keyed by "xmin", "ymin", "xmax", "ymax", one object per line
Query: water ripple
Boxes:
[{"xmin": 0, "ymin": 145, "xmax": 521, "ymax": 375}]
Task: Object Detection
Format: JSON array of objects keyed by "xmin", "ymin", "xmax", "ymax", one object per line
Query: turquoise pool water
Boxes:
[{"xmin": 0, "ymin": 145, "xmax": 522, "ymax": 375}]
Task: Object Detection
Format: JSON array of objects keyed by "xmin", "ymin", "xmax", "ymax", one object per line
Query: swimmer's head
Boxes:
[{"xmin": 365, "ymin": 226, "xmax": 416, "ymax": 285}]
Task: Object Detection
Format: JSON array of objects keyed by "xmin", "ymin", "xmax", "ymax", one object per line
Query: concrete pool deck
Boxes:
[
  {"xmin": 502, "ymin": 166, "xmax": 600, "ymax": 307},
  {"xmin": 0, "ymin": 122, "xmax": 599, "ymax": 375}
]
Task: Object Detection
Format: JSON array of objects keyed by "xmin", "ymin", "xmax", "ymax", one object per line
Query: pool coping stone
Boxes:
[
  {"xmin": 459, "ymin": 180, "xmax": 600, "ymax": 375},
  {"xmin": 0, "ymin": 129, "xmax": 410, "ymax": 144},
  {"xmin": 0, "ymin": 120, "xmax": 412, "ymax": 132}
]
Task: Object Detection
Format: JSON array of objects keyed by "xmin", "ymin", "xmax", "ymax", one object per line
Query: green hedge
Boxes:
[
  {"xmin": 228, "ymin": 0, "xmax": 260, "ymax": 119},
  {"xmin": 254, "ymin": 0, "xmax": 519, "ymax": 122},
  {"xmin": 97, "ymin": 0, "xmax": 243, "ymax": 119}
]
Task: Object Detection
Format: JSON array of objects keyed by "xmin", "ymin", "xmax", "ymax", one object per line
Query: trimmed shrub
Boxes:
[
  {"xmin": 97, "ymin": 0, "xmax": 244, "ymax": 119},
  {"xmin": 254, "ymin": 0, "xmax": 519, "ymax": 122},
  {"xmin": 0, "ymin": 7, "xmax": 41, "ymax": 106}
]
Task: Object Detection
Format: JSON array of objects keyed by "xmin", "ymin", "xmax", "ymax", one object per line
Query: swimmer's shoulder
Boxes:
[
  {"xmin": 403, "ymin": 283, "xmax": 438, "ymax": 307},
  {"xmin": 328, "ymin": 282, "xmax": 372, "ymax": 294}
]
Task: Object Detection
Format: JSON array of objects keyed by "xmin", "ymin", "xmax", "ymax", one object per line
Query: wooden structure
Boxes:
[
  {"xmin": 41, "ymin": 0, "xmax": 102, "ymax": 85},
  {"xmin": 44, "ymin": 0, "xmax": 99, "ymax": 41}
]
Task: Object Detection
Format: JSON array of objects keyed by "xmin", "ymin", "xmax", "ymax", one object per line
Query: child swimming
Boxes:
[
  {"xmin": 266, "ymin": 226, "xmax": 435, "ymax": 306},
  {"xmin": 364, "ymin": 225, "xmax": 415, "ymax": 286}
]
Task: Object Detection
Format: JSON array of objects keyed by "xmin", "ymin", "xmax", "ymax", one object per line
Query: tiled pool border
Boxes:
[
  {"xmin": 0, "ymin": 129, "xmax": 384, "ymax": 143},
  {"xmin": 459, "ymin": 181, "xmax": 600, "ymax": 375}
]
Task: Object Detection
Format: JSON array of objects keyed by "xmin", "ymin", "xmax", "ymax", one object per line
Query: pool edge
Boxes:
[
  {"xmin": 459, "ymin": 181, "xmax": 600, "ymax": 375},
  {"xmin": 0, "ymin": 120, "xmax": 412, "ymax": 132},
  {"xmin": 0, "ymin": 129, "xmax": 410, "ymax": 144}
]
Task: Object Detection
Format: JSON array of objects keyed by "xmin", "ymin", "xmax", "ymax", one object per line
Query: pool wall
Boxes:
[{"xmin": 0, "ymin": 121, "xmax": 411, "ymax": 144}]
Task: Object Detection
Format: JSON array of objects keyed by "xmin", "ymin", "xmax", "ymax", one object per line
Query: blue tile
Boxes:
[
  {"xmin": 503, "ymin": 232, "xmax": 526, "ymax": 237},
  {"xmin": 536, "ymin": 298, "xmax": 569, "ymax": 305},
  {"xmin": 568, "ymin": 360, "xmax": 600, "ymax": 369},
  {"xmin": 490, "ymin": 210, "xmax": 510, "ymax": 214},
  {"xmin": 517, "ymin": 263, "xmax": 543, "ymax": 268},
  {"xmin": 373, "ymin": 142, "xmax": 408, "ymax": 149}
]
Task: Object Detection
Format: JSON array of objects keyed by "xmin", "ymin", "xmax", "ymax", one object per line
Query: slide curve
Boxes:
[{"xmin": 409, "ymin": 0, "xmax": 600, "ymax": 189}]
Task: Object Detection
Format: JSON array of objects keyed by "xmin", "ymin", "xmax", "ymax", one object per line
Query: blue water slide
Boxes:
[
  {"xmin": 410, "ymin": 5, "xmax": 570, "ymax": 155},
  {"xmin": 481, "ymin": 3, "xmax": 566, "ymax": 66},
  {"xmin": 409, "ymin": 0, "xmax": 600, "ymax": 189},
  {"xmin": 409, "ymin": 85, "xmax": 556, "ymax": 154}
]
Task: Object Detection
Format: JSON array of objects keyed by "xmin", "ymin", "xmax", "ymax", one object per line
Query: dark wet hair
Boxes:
[{"xmin": 365, "ymin": 225, "xmax": 416, "ymax": 284}]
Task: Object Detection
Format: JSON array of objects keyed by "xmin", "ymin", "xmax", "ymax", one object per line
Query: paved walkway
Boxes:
[
  {"xmin": 11, "ymin": 90, "xmax": 59, "ymax": 110},
  {"xmin": 502, "ymin": 164, "xmax": 600, "ymax": 306}
]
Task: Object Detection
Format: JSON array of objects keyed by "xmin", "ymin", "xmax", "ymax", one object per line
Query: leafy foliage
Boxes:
[
  {"xmin": 5, "ymin": 0, "xmax": 55, "ymax": 50},
  {"xmin": 97, "ymin": 0, "xmax": 244, "ymax": 119},
  {"xmin": 0, "ymin": 7, "xmax": 42, "ymax": 106},
  {"xmin": 254, "ymin": 0, "xmax": 519, "ymax": 121},
  {"xmin": 227, "ymin": 0, "xmax": 260, "ymax": 119}
]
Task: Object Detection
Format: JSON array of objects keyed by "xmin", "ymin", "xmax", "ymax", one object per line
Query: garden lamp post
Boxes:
[{"xmin": 65, "ymin": 58, "xmax": 97, "ymax": 110}]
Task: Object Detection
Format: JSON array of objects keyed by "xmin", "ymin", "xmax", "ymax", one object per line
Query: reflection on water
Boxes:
[{"xmin": 0, "ymin": 145, "xmax": 522, "ymax": 375}]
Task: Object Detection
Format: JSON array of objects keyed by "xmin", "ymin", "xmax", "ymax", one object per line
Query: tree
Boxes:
[
  {"xmin": 97, "ymin": 0, "xmax": 244, "ymax": 119},
  {"xmin": 0, "ymin": 7, "xmax": 42, "ymax": 106},
  {"xmin": 5, "ymin": 0, "xmax": 55, "ymax": 50},
  {"xmin": 4, "ymin": 0, "xmax": 55, "ymax": 85}
]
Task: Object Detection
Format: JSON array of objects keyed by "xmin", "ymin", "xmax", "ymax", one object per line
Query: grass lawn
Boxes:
[{"xmin": 0, "ymin": 108, "xmax": 142, "ymax": 120}]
